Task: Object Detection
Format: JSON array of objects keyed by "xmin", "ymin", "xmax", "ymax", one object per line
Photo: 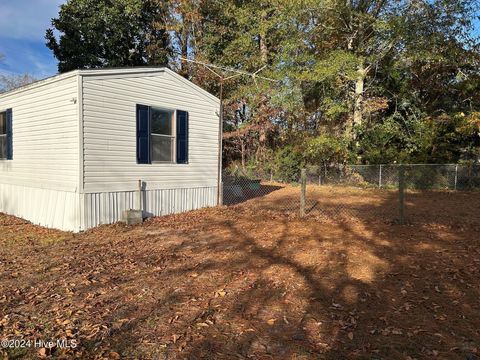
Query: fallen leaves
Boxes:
[
  {"xmin": 214, "ymin": 289, "xmax": 227, "ymax": 298},
  {"xmin": 380, "ymin": 327, "xmax": 403, "ymax": 336},
  {"xmin": 109, "ymin": 351, "xmax": 120, "ymax": 359},
  {"xmin": 0, "ymin": 189, "xmax": 479, "ymax": 359},
  {"xmin": 37, "ymin": 348, "xmax": 47, "ymax": 358}
]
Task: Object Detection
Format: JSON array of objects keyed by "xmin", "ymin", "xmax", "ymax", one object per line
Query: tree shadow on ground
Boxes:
[
  {"xmin": 171, "ymin": 188, "xmax": 480, "ymax": 359},
  {"xmin": 1, "ymin": 188, "xmax": 480, "ymax": 359},
  {"xmin": 222, "ymin": 183, "xmax": 284, "ymax": 206},
  {"xmin": 106, "ymin": 189, "xmax": 480, "ymax": 359}
]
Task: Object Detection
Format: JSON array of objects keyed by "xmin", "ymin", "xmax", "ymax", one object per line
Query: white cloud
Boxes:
[{"xmin": 0, "ymin": 0, "xmax": 65, "ymax": 40}]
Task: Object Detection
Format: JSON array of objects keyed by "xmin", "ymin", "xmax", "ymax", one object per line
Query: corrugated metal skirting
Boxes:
[
  {"xmin": 82, "ymin": 186, "xmax": 217, "ymax": 230},
  {"xmin": 0, "ymin": 183, "xmax": 79, "ymax": 231}
]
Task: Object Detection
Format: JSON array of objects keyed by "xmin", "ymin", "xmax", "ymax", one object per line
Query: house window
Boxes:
[
  {"xmin": 151, "ymin": 108, "xmax": 175, "ymax": 163},
  {"xmin": 0, "ymin": 111, "xmax": 6, "ymax": 159},
  {"xmin": 136, "ymin": 104, "xmax": 189, "ymax": 165}
]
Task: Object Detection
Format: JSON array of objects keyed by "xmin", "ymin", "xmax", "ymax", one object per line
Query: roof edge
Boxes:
[
  {"xmin": 0, "ymin": 70, "xmax": 80, "ymax": 98},
  {"xmin": 163, "ymin": 68, "xmax": 220, "ymax": 104},
  {"xmin": 0, "ymin": 67, "xmax": 219, "ymax": 104},
  {"xmin": 77, "ymin": 67, "xmax": 167, "ymax": 77}
]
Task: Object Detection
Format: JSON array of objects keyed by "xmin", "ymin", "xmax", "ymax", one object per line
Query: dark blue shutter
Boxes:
[
  {"xmin": 136, "ymin": 104, "xmax": 151, "ymax": 164},
  {"xmin": 6, "ymin": 108, "xmax": 12, "ymax": 160},
  {"xmin": 176, "ymin": 110, "xmax": 188, "ymax": 164}
]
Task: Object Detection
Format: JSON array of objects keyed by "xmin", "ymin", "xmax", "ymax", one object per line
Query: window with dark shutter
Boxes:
[
  {"xmin": 0, "ymin": 109, "xmax": 12, "ymax": 160},
  {"xmin": 6, "ymin": 109, "xmax": 12, "ymax": 160},
  {"xmin": 176, "ymin": 110, "xmax": 188, "ymax": 164},
  {"xmin": 136, "ymin": 104, "xmax": 189, "ymax": 165},
  {"xmin": 136, "ymin": 104, "xmax": 151, "ymax": 164}
]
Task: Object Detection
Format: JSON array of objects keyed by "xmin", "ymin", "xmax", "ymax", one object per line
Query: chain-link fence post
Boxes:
[
  {"xmin": 300, "ymin": 168, "xmax": 306, "ymax": 217},
  {"xmin": 398, "ymin": 165, "xmax": 405, "ymax": 224},
  {"xmin": 454, "ymin": 164, "xmax": 458, "ymax": 191},
  {"xmin": 379, "ymin": 164, "xmax": 383, "ymax": 188}
]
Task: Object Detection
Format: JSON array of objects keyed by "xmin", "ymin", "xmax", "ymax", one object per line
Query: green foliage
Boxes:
[
  {"xmin": 45, "ymin": 0, "xmax": 480, "ymax": 166},
  {"xmin": 303, "ymin": 51, "xmax": 359, "ymax": 83},
  {"xmin": 305, "ymin": 134, "xmax": 350, "ymax": 165},
  {"xmin": 355, "ymin": 111, "xmax": 480, "ymax": 164},
  {"xmin": 273, "ymin": 146, "xmax": 304, "ymax": 182},
  {"xmin": 356, "ymin": 116, "xmax": 411, "ymax": 164},
  {"xmin": 46, "ymin": 0, "xmax": 170, "ymax": 72},
  {"xmin": 404, "ymin": 166, "xmax": 451, "ymax": 190},
  {"xmin": 425, "ymin": 113, "xmax": 480, "ymax": 163}
]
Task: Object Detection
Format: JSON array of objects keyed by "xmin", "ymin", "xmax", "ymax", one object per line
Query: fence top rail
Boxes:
[{"xmin": 348, "ymin": 163, "xmax": 476, "ymax": 167}]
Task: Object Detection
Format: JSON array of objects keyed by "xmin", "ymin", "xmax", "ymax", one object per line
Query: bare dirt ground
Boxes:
[{"xmin": 1, "ymin": 186, "xmax": 480, "ymax": 359}]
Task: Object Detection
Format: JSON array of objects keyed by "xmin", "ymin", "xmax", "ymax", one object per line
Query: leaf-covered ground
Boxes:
[{"xmin": 1, "ymin": 186, "xmax": 480, "ymax": 359}]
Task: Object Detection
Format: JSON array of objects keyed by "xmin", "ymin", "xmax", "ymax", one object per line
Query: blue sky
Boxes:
[
  {"xmin": 0, "ymin": 0, "xmax": 64, "ymax": 78},
  {"xmin": 0, "ymin": 0, "xmax": 479, "ymax": 80}
]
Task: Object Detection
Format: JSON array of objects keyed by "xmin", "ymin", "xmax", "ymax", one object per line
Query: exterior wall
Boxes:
[
  {"xmin": 80, "ymin": 70, "xmax": 220, "ymax": 230},
  {"xmin": 81, "ymin": 70, "xmax": 220, "ymax": 193},
  {"xmin": 0, "ymin": 74, "xmax": 81, "ymax": 231},
  {"xmin": 0, "ymin": 74, "xmax": 80, "ymax": 191},
  {"xmin": 0, "ymin": 68, "xmax": 220, "ymax": 232}
]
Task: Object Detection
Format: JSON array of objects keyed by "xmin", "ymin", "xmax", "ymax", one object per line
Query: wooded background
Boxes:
[{"xmin": 10, "ymin": 1, "xmax": 480, "ymax": 178}]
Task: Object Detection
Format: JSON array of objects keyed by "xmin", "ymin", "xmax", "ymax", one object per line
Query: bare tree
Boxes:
[
  {"xmin": 0, "ymin": 73, "xmax": 37, "ymax": 93},
  {"xmin": 0, "ymin": 54, "xmax": 36, "ymax": 93}
]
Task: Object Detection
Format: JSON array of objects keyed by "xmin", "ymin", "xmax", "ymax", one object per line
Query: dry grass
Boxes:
[{"xmin": 1, "ymin": 186, "xmax": 480, "ymax": 359}]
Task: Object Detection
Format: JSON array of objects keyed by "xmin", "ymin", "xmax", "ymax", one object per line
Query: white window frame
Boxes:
[{"xmin": 150, "ymin": 107, "xmax": 176, "ymax": 164}]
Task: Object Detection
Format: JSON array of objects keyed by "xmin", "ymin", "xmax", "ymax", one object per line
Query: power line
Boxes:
[
  {"xmin": 179, "ymin": 57, "xmax": 277, "ymax": 207},
  {"xmin": 180, "ymin": 57, "xmax": 279, "ymax": 82}
]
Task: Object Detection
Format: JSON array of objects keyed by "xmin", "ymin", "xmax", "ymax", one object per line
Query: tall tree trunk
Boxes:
[
  {"xmin": 259, "ymin": 33, "xmax": 268, "ymax": 64},
  {"xmin": 353, "ymin": 64, "xmax": 367, "ymax": 128},
  {"xmin": 179, "ymin": 18, "xmax": 190, "ymax": 77},
  {"xmin": 259, "ymin": 10, "xmax": 268, "ymax": 64}
]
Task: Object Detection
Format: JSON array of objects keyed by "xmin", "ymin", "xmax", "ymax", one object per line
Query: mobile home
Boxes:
[{"xmin": 0, "ymin": 68, "xmax": 220, "ymax": 231}]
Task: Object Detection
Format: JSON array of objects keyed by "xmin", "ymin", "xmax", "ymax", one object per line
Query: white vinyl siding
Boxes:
[
  {"xmin": 81, "ymin": 71, "xmax": 220, "ymax": 193},
  {"xmin": 0, "ymin": 68, "xmax": 219, "ymax": 231},
  {"xmin": 0, "ymin": 75, "xmax": 80, "ymax": 192}
]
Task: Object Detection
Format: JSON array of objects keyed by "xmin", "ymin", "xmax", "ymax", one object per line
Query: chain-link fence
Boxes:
[
  {"xmin": 222, "ymin": 167, "xmax": 301, "ymax": 214},
  {"xmin": 306, "ymin": 164, "xmax": 480, "ymax": 190},
  {"xmin": 222, "ymin": 164, "xmax": 480, "ymax": 225}
]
